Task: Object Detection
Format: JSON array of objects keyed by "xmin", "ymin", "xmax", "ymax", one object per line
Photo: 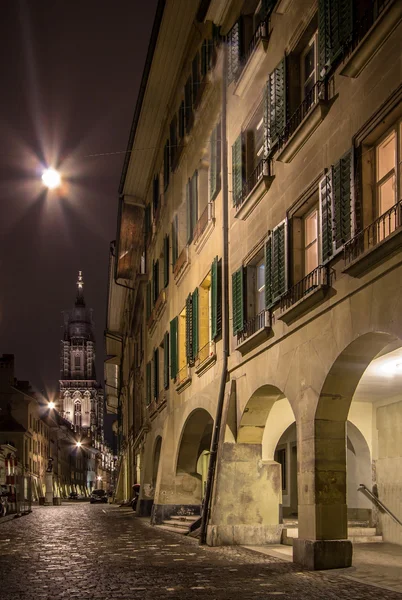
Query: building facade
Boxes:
[{"xmin": 106, "ymin": 0, "xmax": 402, "ymax": 569}]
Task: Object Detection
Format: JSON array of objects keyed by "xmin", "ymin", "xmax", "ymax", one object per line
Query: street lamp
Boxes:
[
  {"xmin": 48, "ymin": 401, "xmax": 55, "ymax": 410},
  {"xmin": 76, "ymin": 441, "xmax": 82, "ymax": 448},
  {"xmin": 42, "ymin": 168, "xmax": 61, "ymax": 190}
]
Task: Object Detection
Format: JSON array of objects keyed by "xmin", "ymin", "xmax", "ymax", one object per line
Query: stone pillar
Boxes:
[
  {"xmin": 45, "ymin": 472, "xmax": 54, "ymax": 505},
  {"xmin": 294, "ymin": 418, "xmax": 352, "ymax": 570},
  {"xmin": 207, "ymin": 443, "xmax": 282, "ymax": 545}
]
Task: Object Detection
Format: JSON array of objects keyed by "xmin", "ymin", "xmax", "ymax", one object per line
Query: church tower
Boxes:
[{"xmin": 58, "ymin": 271, "xmax": 104, "ymax": 441}]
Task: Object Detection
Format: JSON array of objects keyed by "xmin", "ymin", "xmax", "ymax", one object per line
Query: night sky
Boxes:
[{"xmin": 0, "ymin": 1, "xmax": 157, "ymax": 398}]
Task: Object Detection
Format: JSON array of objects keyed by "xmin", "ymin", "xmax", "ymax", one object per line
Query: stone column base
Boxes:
[
  {"xmin": 207, "ymin": 524, "xmax": 283, "ymax": 546},
  {"xmin": 137, "ymin": 498, "xmax": 154, "ymax": 517},
  {"xmin": 151, "ymin": 503, "xmax": 201, "ymax": 525},
  {"xmin": 293, "ymin": 538, "xmax": 353, "ymax": 570}
]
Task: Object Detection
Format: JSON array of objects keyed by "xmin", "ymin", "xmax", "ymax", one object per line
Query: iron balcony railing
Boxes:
[
  {"xmin": 173, "ymin": 245, "xmax": 189, "ymax": 278},
  {"xmin": 195, "ymin": 341, "xmax": 215, "ymax": 367},
  {"xmin": 237, "ymin": 18, "xmax": 269, "ymax": 79},
  {"xmin": 193, "ymin": 202, "xmax": 213, "ymax": 244},
  {"xmin": 277, "ymin": 78, "xmax": 327, "ymax": 151},
  {"xmin": 343, "ymin": 0, "xmax": 392, "ymax": 60},
  {"xmin": 344, "ymin": 200, "xmax": 402, "ymax": 266},
  {"xmin": 280, "ymin": 265, "xmax": 330, "ymax": 312},
  {"xmin": 176, "ymin": 365, "xmax": 190, "ymax": 386},
  {"xmin": 236, "ymin": 158, "xmax": 271, "ymax": 210},
  {"xmin": 237, "ymin": 309, "xmax": 271, "ymax": 345}
]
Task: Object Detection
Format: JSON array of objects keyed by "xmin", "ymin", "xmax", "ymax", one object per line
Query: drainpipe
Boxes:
[{"xmin": 200, "ymin": 37, "xmax": 229, "ymax": 545}]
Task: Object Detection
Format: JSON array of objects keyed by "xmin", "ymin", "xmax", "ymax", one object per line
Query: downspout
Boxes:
[{"xmin": 200, "ymin": 37, "xmax": 229, "ymax": 545}]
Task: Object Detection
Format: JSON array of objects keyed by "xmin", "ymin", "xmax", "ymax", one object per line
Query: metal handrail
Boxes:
[
  {"xmin": 343, "ymin": 0, "xmax": 392, "ymax": 61},
  {"xmin": 237, "ymin": 309, "xmax": 271, "ymax": 345},
  {"xmin": 358, "ymin": 484, "xmax": 402, "ymax": 526},
  {"xmin": 280, "ymin": 265, "xmax": 329, "ymax": 311},
  {"xmin": 237, "ymin": 158, "xmax": 270, "ymax": 209}
]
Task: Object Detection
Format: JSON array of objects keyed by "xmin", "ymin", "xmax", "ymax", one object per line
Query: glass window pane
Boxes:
[
  {"xmin": 377, "ymin": 131, "xmax": 396, "ymax": 181},
  {"xmin": 304, "ymin": 43, "xmax": 315, "ymax": 84},
  {"xmin": 379, "ymin": 175, "xmax": 396, "ymax": 215},
  {"xmin": 256, "ymin": 262, "xmax": 265, "ymax": 290},
  {"xmin": 305, "ymin": 242, "xmax": 318, "ymax": 274},
  {"xmin": 304, "ymin": 210, "xmax": 317, "ymax": 246}
]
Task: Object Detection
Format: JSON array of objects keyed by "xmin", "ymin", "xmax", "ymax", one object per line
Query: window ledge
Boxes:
[
  {"xmin": 279, "ymin": 284, "xmax": 329, "ymax": 325},
  {"xmin": 175, "ymin": 367, "xmax": 192, "ymax": 393},
  {"xmin": 343, "ymin": 226, "xmax": 402, "ymax": 277},
  {"xmin": 236, "ymin": 311, "xmax": 272, "ymax": 355},
  {"xmin": 235, "ymin": 174, "xmax": 275, "ymax": 220},
  {"xmin": 234, "ymin": 36, "xmax": 269, "ymax": 98},
  {"xmin": 195, "ymin": 342, "xmax": 217, "ymax": 376},
  {"xmin": 148, "ymin": 396, "xmax": 167, "ymax": 421},
  {"xmin": 173, "ymin": 246, "xmax": 190, "ymax": 285},
  {"xmin": 276, "ymin": 100, "xmax": 331, "ymax": 164},
  {"xmin": 340, "ymin": 1, "xmax": 402, "ymax": 78},
  {"xmin": 194, "ymin": 203, "xmax": 215, "ymax": 254},
  {"xmin": 147, "ymin": 289, "xmax": 167, "ymax": 333}
]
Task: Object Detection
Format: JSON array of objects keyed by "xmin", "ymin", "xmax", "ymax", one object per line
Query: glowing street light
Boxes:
[
  {"xmin": 76, "ymin": 441, "xmax": 82, "ymax": 448},
  {"xmin": 42, "ymin": 168, "xmax": 61, "ymax": 190},
  {"xmin": 96, "ymin": 476, "xmax": 102, "ymax": 482},
  {"xmin": 48, "ymin": 401, "xmax": 55, "ymax": 410}
]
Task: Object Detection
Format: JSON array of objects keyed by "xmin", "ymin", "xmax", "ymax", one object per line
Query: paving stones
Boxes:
[{"xmin": 0, "ymin": 504, "xmax": 401, "ymax": 600}]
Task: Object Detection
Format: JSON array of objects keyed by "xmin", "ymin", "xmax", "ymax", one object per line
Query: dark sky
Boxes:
[{"xmin": 0, "ymin": 0, "xmax": 157, "ymax": 398}]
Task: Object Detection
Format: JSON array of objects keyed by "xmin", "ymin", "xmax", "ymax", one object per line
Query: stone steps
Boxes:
[
  {"xmin": 156, "ymin": 515, "xmax": 201, "ymax": 536},
  {"xmin": 282, "ymin": 526, "xmax": 383, "ymax": 546}
]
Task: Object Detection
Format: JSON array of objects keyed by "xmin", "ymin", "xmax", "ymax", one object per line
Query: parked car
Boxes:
[{"xmin": 90, "ymin": 489, "xmax": 108, "ymax": 504}]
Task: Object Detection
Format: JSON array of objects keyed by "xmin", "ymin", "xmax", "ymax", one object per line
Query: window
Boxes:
[
  {"xmin": 275, "ymin": 447, "xmax": 287, "ymax": 492},
  {"xmin": 246, "ymin": 103, "xmax": 265, "ymax": 180},
  {"xmin": 209, "ymin": 121, "xmax": 221, "ymax": 202},
  {"xmin": 377, "ymin": 130, "xmax": 397, "ymax": 218},
  {"xmin": 163, "ymin": 140, "xmax": 170, "ymax": 191},
  {"xmin": 301, "ymin": 32, "xmax": 318, "ymax": 106},
  {"xmin": 198, "ymin": 275, "xmax": 211, "ymax": 358},
  {"xmin": 187, "ymin": 171, "xmax": 198, "ymax": 244},
  {"xmin": 75, "ymin": 355, "xmax": 81, "ymax": 368},
  {"xmin": 303, "ymin": 209, "xmax": 319, "ymax": 275},
  {"xmin": 245, "ymin": 248, "xmax": 265, "ymax": 322}
]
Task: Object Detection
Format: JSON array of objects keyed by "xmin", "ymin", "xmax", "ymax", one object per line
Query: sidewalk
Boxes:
[{"xmin": 244, "ymin": 543, "xmax": 402, "ymax": 595}]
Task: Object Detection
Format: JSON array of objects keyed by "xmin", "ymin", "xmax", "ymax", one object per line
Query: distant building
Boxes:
[{"xmin": 58, "ymin": 271, "xmax": 104, "ymax": 442}]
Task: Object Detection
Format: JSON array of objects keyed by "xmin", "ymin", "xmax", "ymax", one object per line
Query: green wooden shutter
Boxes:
[
  {"xmin": 320, "ymin": 172, "xmax": 333, "ymax": 262},
  {"xmin": 211, "ymin": 256, "xmax": 222, "ymax": 339},
  {"xmin": 271, "ymin": 222, "xmax": 287, "ymax": 301},
  {"xmin": 265, "ymin": 237, "xmax": 272, "ymax": 307},
  {"xmin": 333, "ymin": 149, "xmax": 352, "ymax": 250},
  {"xmin": 185, "ymin": 294, "xmax": 193, "ymax": 363},
  {"xmin": 172, "ymin": 216, "xmax": 178, "ymax": 265},
  {"xmin": 227, "ymin": 19, "xmax": 242, "ymax": 83},
  {"xmin": 192, "ymin": 52, "xmax": 200, "ymax": 104},
  {"xmin": 266, "ymin": 58, "xmax": 286, "ymax": 153},
  {"xmin": 163, "ymin": 331, "xmax": 169, "ymax": 390},
  {"xmin": 153, "ymin": 259, "xmax": 159, "ymax": 302},
  {"xmin": 163, "ymin": 140, "xmax": 170, "ymax": 190},
  {"xmin": 164, "ymin": 235, "xmax": 169, "ymax": 287},
  {"xmin": 146, "ymin": 362, "xmax": 151, "ymax": 406},
  {"xmin": 170, "ymin": 317, "xmax": 178, "ymax": 379},
  {"xmin": 192, "ymin": 288, "xmax": 199, "ymax": 358},
  {"xmin": 319, "ymin": 0, "xmax": 353, "ymax": 76},
  {"xmin": 146, "ymin": 281, "xmax": 151, "ymax": 320},
  {"xmin": 232, "ymin": 267, "xmax": 244, "ymax": 335},
  {"xmin": 260, "ymin": 0, "xmax": 276, "ymax": 17},
  {"xmin": 232, "ymin": 133, "xmax": 244, "ymax": 206},
  {"xmin": 153, "ymin": 347, "xmax": 159, "ymax": 401}
]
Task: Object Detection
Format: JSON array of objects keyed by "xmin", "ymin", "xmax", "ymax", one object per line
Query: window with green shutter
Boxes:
[
  {"xmin": 187, "ymin": 171, "xmax": 198, "ymax": 243},
  {"xmin": 146, "ymin": 361, "xmax": 151, "ymax": 406},
  {"xmin": 185, "ymin": 294, "xmax": 193, "ymax": 363},
  {"xmin": 319, "ymin": 172, "xmax": 333, "ymax": 262},
  {"xmin": 153, "ymin": 348, "xmax": 159, "ymax": 401},
  {"xmin": 152, "ymin": 175, "xmax": 159, "ymax": 221},
  {"xmin": 227, "ymin": 19, "xmax": 242, "ymax": 84},
  {"xmin": 192, "ymin": 52, "xmax": 200, "ymax": 105},
  {"xmin": 318, "ymin": 0, "xmax": 353, "ymax": 77},
  {"xmin": 163, "ymin": 235, "xmax": 169, "ymax": 288},
  {"xmin": 163, "ymin": 140, "xmax": 170, "ymax": 190},
  {"xmin": 152, "ymin": 259, "xmax": 159, "ymax": 303},
  {"xmin": 333, "ymin": 149, "xmax": 352, "ymax": 250},
  {"xmin": 172, "ymin": 215, "xmax": 178, "ymax": 266},
  {"xmin": 192, "ymin": 288, "xmax": 199, "ymax": 359},
  {"xmin": 211, "ymin": 256, "xmax": 222, "ymax": 340},
  {"xmin": 265, "ymin": 58, "xmax": 286, "ymax": 154},
  {"xmin": 210, "ymin": 122, "xmax": 221, "ymax": 202},
  {"xmin": 265, "ymin": 222, "xmax": 287, "ymax": 307},
  {"xmin": 232, "ymin": 267, "xmax": 244, "ymax": 335},
  {"xmin": 232, "ymin": 133, "xmax": 244, "ymax": 206},
  {"xmin": 163, "ymin": 331, "xmax": 169, "ymax": 390},
  {"xmin": 146, "ymin": 280, "xmax": 152, "ymax": 321},
  {"xmin": 170, "ymin": 317, "xmax": 178, "ymax": 379}
]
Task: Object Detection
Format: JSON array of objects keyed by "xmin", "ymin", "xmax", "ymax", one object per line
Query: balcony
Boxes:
[
  {"xmin": 147, "ymin": 289, "xmax": 167, "ymax": 332},
  {"xmin": 235, "ymin": 159, "xmax": 274, "ymax": 220},
  {"xmin": 236, "ymin": 309, "xmax": 272, "ymax": 355},
  {"xmin": 193, "ymin": 202, "xmax": 215, "ymax": 253},
  {"xmin": 343, "ymin": 201, "xmax": 402, "ymax": 277},
  {"xmin": 276, "ymin": 79, "xmax": 331, "ymax": 164},
  {"xmin": 175, "ymin": 365, "xmax": 191, "ymax": 393},
  {"xmin": 195, "ymin": 341, "xmax": 216, "ymax": 376},
  {"xmin": 235, "ymin": 19, "xmax": 270, "ymax": 98},
  {"xmin": 279, "ymin": 265, "xmax": 332, "ymax": 324},
  {"xmin": 173, "ymin": 245, "xmax": 190, "ymax": 284},
  {"xmin": 341, "ymin": 0, "xmax": 401, "ymax": 78}
]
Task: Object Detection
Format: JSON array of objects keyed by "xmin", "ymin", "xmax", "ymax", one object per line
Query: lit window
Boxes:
[
  {"xmin": 304, "ymin": 209, "xmax": 318, "ymax": 275},
  {"xmin": 376, "ymin": 130, "xmax": 396, "ymax": 216},
  {"xmin": 199, "ymin": 273, "xmax": 212, "ymax": 358}
]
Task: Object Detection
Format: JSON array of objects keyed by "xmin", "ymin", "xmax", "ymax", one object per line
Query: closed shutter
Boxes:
[
  {"xmin": 192, "ymin": 288, "xmax": 199, "ymax": 359},
  {"xmin": 163, "ymin": 235, "xmax": 169, "ymax": 287},
  {"xmin": 146, "ymin": 281, "xmax": 151, "ymax": 320},
  {"xmin": 211, "ymin": 256, "xmax": 222, "ymax": 339},
  {"xmin": 318, "ymin": 0, "xmax": 353, "ymax": 76},
  {"xmin": 153, "ymin": 348, "xmax": 159, "ymax": 400},
  {"xmin": 153, "ymin": 175, "xmax": 159, "ymax": 220},
  {"xmin": 260, "ymin": 0, "xmax": 276, "ymax": 17},
  {"xmin": 333, "ymin": 148, "xmax": 352, "ymax": 250},
  {"xmin": 210, "ymin": 122, "xmax": 221, "ymax": 201},
  {"xmin": 163, "ymin": 331, "xmax": 169, "ymax": 390},
  {"xmin": 232, "ymin": 133, "xmax": 244, "ymax": 206},
  {"xmin": 265, "ymin": 237, "xmax": 272, "ymax": 307},
  {"xmin": 170, "ymin": 317, "xmax": 178, "ymax": 379},
  {"xmin": 172, "ymin": 215, "xmax": 178, "ymax": 265},
  {"xmin": 227, "ymin": 19, "xmax": 242, "ymax": 84},
  {"xmin": 319, "ymin": 172, "xmax": 333, "ymax": 262},
  {"xmin": 163, "ymin": 140, "xmax": 170, "ymax": 190},
  {"xmin": 144, "ymin": 204, "xmax": 151, "ymax": 240},
  {"xmin": 185, "ymin": 294, "xmax": 193, "ymax": 363},
  {"xmin": 192, "ymin": 52, "xmax": 200, "ymax": 104},
  {"xmin": 232, "ymin": 267, "xmax": 244, "ymax": 335},
  {"xmin": 170, "ymin": 116, "xmax": 177, "ymax": 169},
  {"xmin": 153, "ymin": 259, "xmax": 159, "ymax": 303},
  {"xmin": 271, "ymin": 222, "xmax": 287, "ymax": 302},
  {"xmin": 185, "ymin": 76, "xmax": 193, "ymax": 133},
  {"xmin": 146, "ymin": 362, "xmax": 151, "ymax": 406},
  {"xmin": 265, "ymin": 58, "xmax": 286, "ymax": 153}
]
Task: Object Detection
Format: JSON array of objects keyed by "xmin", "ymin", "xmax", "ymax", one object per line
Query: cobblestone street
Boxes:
[{"xmin": 0, "ymin": 504, "xmax": 401, "ymax": 600}]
